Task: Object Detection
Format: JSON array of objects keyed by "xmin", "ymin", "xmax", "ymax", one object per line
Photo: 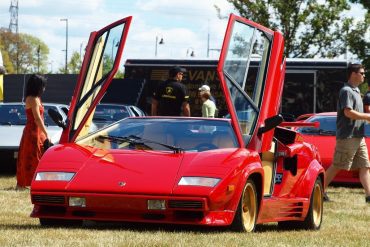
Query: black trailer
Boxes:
[{"xmin": 124, "ymin": 58, "xmax": 348, "ymax": 118}]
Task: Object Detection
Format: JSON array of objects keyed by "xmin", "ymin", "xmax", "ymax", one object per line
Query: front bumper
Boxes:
[{"xmin": 30, "ymin": 192, "xmax": 234, "ymax": 226}]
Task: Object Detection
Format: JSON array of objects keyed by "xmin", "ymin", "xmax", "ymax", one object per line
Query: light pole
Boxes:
[
  {"xmin": 79, "ymin": 42, "xmax": 84, "ymax": 62},
  {"xmin": 155, "ymin": 36, "xmax": 164, "ymax": 57},
  {"xmin": 37, "ymin": 45, "xmax": 40, "ymax": 73},
  {"xmin": 60, "ymin": 18, "xmax": 68, "ymax": 74},
  {"xmin": 111, "ymin": 38, "xmax": 117, "ymax": 61}
]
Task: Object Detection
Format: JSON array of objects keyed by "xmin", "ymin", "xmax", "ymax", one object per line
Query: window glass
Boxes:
[
  {"xmin": 296, "ymin": 116, "xmax": 336, "ymax": 135},
  {"xmin": 73, "ymin": 22, "xmax": 125, "ymax": 138},
  {"xmin": 78, "ymin": 118, "xmax": 238, "ymax": 152},
  {"xmin": 225, "ymin": 77, "xmax": 257, "ymax": 138},
  {"xmin": 223, "ymin": 21, "xmax": 270, "ymax": 105}
]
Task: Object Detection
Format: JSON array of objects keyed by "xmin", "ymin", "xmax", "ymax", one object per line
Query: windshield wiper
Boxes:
[
  {"xmin": 97, "ymin": 135, "xmax": 183, "ymax": 154},
  {"xmin": 129, "ymin": 135, "xmax": 184, "ymax": 154},
  {"xmin": 97, "ymin": 135, "xmax": 151, "ymax": 149}
]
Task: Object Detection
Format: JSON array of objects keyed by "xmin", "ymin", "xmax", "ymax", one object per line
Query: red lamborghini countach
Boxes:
[{"xmin": 30, "ymin": 14, "xmax": 325, "ymax": 232}]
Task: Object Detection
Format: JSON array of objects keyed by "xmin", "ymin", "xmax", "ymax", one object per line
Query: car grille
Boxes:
[
  {"xmin": 168, "ymin": 200, "xmax": 203, "ymax": 209},
  {"xmin": 32, "ymin": 195, "xmax": 65, "ymax": 204}
]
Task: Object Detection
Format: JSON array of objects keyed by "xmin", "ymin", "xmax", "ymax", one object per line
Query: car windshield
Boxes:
[
  {"xmin": 296, "ymin": 115, "xmax": 370, "ymax": 136},
  {"xmin": 0, "ymin": 104, "xmax": 60, "ymax": 126},
  {"xmin": 78, "ymin": 118, "xmax": 238, "ymax": 152}
]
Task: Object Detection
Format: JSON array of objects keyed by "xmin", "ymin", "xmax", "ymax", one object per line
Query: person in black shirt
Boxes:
[{"xmin": 151, "ymin": 66, "xmax": 190, "ymax": 116}]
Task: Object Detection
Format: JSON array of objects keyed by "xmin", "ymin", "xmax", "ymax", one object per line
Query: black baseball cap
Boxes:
[{"xmin": 170, "ymin": 66, "xmax": 186, "ymax": 76}]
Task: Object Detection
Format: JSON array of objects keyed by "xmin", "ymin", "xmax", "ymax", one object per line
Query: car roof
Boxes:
[
  {"xmin": 96, "ymin": 103, "xmax": 134, "ymax": 107},
  {"xmin": 0, "ymin": 102, "xmax": 69, "ymax": 107},
  {"xmin": 311, "ymin": 112, "xmax": 337, "ymax": 116}
]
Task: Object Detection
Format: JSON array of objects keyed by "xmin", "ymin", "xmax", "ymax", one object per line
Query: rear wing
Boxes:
[{"xmin": 280, "ymin": 121, "xmax": 320, "ymax": 128}]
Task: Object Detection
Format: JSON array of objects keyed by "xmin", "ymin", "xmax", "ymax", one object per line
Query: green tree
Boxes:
[
  {"xmin": 67, "ymin": 51, "xmax": 82, "ymax": 74},
  {"xmin": 347, "ymin": 1, "xmax": 370, "ymax": 75},
  {"xmin": 0, "ymin": 39, "xmax": 12, "ymax": 74},
  {"xmin": 0, "ymin": 30, "xmax": 49, "ymax": 74},
  {"xmin": 218, "ymin": 0, "xmax": 364, "ymax": 58}
]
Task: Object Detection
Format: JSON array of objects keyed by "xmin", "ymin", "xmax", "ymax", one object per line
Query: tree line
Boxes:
[{"xmin": 218, "ymin": 0, "xmax": 370, "ymax": 68}]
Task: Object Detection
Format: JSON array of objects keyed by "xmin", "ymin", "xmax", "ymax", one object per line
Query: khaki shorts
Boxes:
[{"xmin": 333, "ymin": 138, "xmax": 370, "ymax": 170}]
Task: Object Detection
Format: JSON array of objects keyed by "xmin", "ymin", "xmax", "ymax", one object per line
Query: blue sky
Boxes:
[
  {"xmin": 0, "ymin": 1, "xmax": 366, "ymax": 72},
  {"xmin": 0, "ymin": 0, "xmax": 233, "ymax": 72}
]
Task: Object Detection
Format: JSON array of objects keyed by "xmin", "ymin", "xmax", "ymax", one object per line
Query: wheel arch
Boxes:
[
  {"xmin": 227, "ymin": 162, "xmax": 264, "ymax": 215},
  {"xmin": 295, "ymin": 158, "xmax": 325, "ymax": 199}
]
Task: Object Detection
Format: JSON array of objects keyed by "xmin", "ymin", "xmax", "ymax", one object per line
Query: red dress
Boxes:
[{"xmin": 16, "ymin": 105, "xmax": 47, "ymax": 187}]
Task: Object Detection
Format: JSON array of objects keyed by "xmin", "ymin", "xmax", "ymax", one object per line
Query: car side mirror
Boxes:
[
  {"xmin": 48, "ymin": 108, "xmax": 67, "ymax": 129},
  {"xmin": 258, "ymin": 114, "xmax": 284, "ymax": 135}
]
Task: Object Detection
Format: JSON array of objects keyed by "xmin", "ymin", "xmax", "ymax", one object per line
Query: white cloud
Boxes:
[{"xmin": 0, "ymin": 0, "xmax": 233, "ymax": 72}]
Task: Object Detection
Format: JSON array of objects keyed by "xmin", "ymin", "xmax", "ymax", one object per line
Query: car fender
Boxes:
[
  {"xmin": 224, "ymin": 159, "xmax": 264, "ymax": 213},
  {"xmin": 294, "ymin": 158, "xmax": 325, "ymax": 199}
]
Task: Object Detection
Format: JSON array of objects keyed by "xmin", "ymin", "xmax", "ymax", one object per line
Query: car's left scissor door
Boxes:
[{"xmin": 60, "ymin": 17, "xmax": 132, "ymax": 143}]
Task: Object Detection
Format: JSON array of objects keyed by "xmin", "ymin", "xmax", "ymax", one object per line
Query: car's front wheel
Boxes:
[{"xmin": 231, "ymin": 179, "xmax": 258, "ymax": 232}]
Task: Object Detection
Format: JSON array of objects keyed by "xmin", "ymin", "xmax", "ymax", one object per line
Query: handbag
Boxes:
[{"xmin": 43, "ymin": 139, "xmax": 54, "ymax": 151}]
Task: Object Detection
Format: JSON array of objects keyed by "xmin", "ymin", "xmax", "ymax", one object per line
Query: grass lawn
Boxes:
[{"xmin": 0, "ymin": 175, "xmax": 369, "ymax": 247}]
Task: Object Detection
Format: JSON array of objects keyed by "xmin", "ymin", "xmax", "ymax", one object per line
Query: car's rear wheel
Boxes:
[
  {"xmin": 302, "ymin": 177, "xmax": 323, "ymax": 230},
  {"xmin": 231, "ymin": 179, "xmax": 258, "ymax": 232},
  {"xmin": 39, "ymin": 218, "xmax": 82, "ymax": 227},
  {"xmin": 278, "ymin": 177, "xmax": 323, "ymax": 230}
]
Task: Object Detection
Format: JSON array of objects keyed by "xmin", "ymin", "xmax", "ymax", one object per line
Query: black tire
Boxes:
[
  {"xmin": 39, "ymin": 218, "xmax": 82, "ymax": 227},
  {"xmin": 231, "ymin": 179, "xmax": 258, "ymax": 232},
  {"xmin": 301, "ymin": 177, "xmax": 323, "ymax": 230},
  {"xmin": 278, "ymin": 177, "xmax": 323, "ymax": 230}
]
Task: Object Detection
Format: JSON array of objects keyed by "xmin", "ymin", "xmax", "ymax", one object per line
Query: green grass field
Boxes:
[{"xmin": 0, "ymin": 175, "xmax": 369, "ymax": 247}]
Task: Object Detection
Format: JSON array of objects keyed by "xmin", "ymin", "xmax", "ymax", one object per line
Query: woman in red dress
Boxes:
[{"xmin": 16, "ymin": 74, "xmax": 49, "ymax": 190}]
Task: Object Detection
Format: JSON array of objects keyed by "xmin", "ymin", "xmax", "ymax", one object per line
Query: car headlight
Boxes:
[
  {"xmin": 35, "ymin": 172, "xmax": 75, "ymax": 181},
  {"xmin": 178, "ymin": 177, "xmax": 220, "ymax": 187}
]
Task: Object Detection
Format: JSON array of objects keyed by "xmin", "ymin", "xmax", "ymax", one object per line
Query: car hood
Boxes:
[
  {"xmin": 33, "ymin": 144, "xmax": 238, "ymax": 194},
  {"xmin": 0, "ymin": 125, "xmax": 62, "ymax": 148}
]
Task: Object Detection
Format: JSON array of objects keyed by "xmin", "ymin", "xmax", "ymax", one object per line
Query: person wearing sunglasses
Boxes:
[{"xmin": 324, "ymin": 63, "xmax": 370, "ymax": 204}]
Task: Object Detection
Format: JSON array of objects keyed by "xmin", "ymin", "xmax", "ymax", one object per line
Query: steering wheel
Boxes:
[{"xmin": 194, "ymin": 143, "xmax": 218, "ymax": 152}]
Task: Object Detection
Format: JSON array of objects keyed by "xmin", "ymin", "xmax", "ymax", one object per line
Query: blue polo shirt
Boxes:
[{"xmin": 336, "ymin": 83, "xmax": 365, "ymax": 139}]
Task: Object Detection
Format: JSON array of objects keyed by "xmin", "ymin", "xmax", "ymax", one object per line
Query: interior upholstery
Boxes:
[
  {"xmin": 142, "ymin": 124, "xmax": 174, "ymax": 146},
  {"xmin": 262, "ymin": 142, "xmax": 275, "ymax": 196},
  {"xmin": 212, "ymin": 131, "xmax": 236, "ymax": 148}
]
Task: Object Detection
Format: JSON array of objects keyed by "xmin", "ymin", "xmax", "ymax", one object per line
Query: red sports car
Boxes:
[
  {"xmin": 30, "ymin": 14, "xmax": 325, "ymax": 232},
  {"xmin": 296, "ymin": 112, "xmax": 369, "ymax": 184}
]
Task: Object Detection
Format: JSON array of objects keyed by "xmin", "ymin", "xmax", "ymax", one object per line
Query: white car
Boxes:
[{"xmin": 0, "ymin": 102, "xmax": 69, "ymax": 173}]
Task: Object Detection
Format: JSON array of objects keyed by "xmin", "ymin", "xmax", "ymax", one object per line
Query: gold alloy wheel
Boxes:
[
  {"xmin": 241, "ymin": 182, "xmax": 257, "ymax": 232},
  {"xmin": 312, "ymin": 181, "xmax": 323, "ymax": 227}
]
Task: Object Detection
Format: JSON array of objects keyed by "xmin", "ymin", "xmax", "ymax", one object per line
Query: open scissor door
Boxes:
[
  {"xmin": 60, "ymin": 16, "xmax": 132, "ymax": 143},
  {"xmin": 217, "ymin": 14, "xmax": 285, "ymax": 152}
]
